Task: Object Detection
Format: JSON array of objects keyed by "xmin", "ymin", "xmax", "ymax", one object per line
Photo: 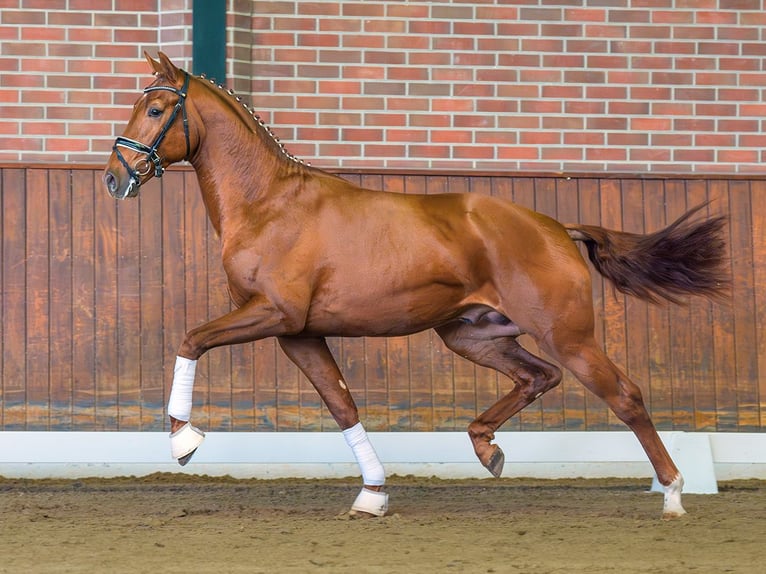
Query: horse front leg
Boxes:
[
  {"xmin": 167, "ymin": 296, "xmax": 303, "ymax": 465},
  {"xmin": 278, "ymin": 336, "xmax": 388, "ymax": 517}
]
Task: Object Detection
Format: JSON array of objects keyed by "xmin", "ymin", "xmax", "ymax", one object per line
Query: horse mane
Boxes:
[{"xmin": 192, "ymin": 73, "xmax": 310, "ymax": 168}]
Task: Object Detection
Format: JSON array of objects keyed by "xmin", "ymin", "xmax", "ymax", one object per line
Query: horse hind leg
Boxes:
[
  {"xmin": 435, "ymin": 320, "xmax": 562, "ymax": 478},
  {"xmin": 546, "ymin": 336, "xmax": 686, "ymax": 518}
]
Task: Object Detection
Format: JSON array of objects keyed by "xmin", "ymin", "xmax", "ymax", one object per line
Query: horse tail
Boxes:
[{"xmin": 564, "ymin": 203, "xmax": 729, "ymax": 304}]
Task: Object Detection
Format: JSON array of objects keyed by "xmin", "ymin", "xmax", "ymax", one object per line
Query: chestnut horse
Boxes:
[{"xmin": 104, "ymin": 53, "xmax": 728, "ymax": 518}]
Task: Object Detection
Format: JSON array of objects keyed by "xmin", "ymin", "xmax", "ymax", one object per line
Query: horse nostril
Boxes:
[{"xmin": 104, "ymin": 171, "xmax": 117, "ymax": 194}]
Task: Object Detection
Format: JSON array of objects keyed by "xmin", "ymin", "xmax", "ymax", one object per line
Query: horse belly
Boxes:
[{"xmin": 302, "ymin": 282, "xmax": 467, "ymax": 337}]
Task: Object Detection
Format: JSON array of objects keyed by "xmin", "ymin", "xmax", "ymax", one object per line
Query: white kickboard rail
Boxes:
[{"xmin": 1, "ymin": 431, "xmax": 764, "ymax": 493}]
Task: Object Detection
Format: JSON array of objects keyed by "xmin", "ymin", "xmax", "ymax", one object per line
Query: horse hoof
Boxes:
[
  {"xmin": 177, "ymin": 449, "xmax": 197, "ymax": 467},
  {"xmin": 350, "ymin": 488, "xmax": 388, "ymax": 517},
  {"xmin": 170, "ymin": 422, "xmax": 205, "ymax": 465},
  {"xmin": 484, "ymin": 446, "xmax": 505, "ymax": 478}
]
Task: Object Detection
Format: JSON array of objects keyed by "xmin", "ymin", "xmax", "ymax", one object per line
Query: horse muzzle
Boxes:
[{"xmin": 103, "ymin": 169, "xmax": 140, "ymax": 200}]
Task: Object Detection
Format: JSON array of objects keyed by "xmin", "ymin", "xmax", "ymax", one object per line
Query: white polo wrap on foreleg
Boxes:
[
  {"xmin": 167, "ymin": 356, "xmax": 197, "ymax": 421},
  {"xmin": 342, "ymin": 422, "xmax": 385, "ymax": 486}
]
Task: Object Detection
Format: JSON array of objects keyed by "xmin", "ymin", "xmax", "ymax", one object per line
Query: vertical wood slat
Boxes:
[
  {"xmin": 71, "ymin": 170, "xmax": 96, "ymax": 429},
  {"xmin": 25, "ymin": 169, "xmax": 50, "ymax": 428},
  {"xmin": 2, "ymin": 169, "xmax": 26, "ymax": 429},
  {"xmin": 0, "ymin": 167, "xmax": 763, "ymax": 435},
  {"xmin": 48, "ymin": 169, "xmax": 73, "ymax": 429}
]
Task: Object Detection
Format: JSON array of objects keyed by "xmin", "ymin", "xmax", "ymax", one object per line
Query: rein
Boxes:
[{"xmin": 112, "ymin": 72, "xmax": 191, "ymax": 197}]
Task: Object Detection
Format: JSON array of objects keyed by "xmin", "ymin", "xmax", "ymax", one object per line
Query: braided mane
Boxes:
[{"xmin": 196, "ymin": 73, "xmax": 310, "ymax": 167}]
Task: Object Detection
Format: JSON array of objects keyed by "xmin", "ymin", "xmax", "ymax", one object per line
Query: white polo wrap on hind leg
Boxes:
[
  {"xmin": 168, "ymin": 356, "xmax": 197, "ymax": 421},
  {"xmin": 342, "ymin": 422, "xmax": 385, "ymax": 486}
]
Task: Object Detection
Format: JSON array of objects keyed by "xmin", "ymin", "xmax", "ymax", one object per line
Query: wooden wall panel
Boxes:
[{"xmin": 1, "ymin": 166, "xmax": 764, "ymax": 435}]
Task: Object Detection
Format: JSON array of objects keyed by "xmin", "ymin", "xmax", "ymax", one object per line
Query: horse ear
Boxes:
[
  {"xmin": 144, "ymin": 51, "xmax": 163, "ymax": 76},
  {"xmin": 144, "ymin": 51, "xmax": 178, "ymax": 82},
  {"xmin": 157, "ymin": 52, "xmax": 179, "ymax": 83}
]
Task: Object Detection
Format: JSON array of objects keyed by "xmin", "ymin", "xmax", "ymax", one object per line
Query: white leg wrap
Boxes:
[
  {"xmin": 167, "ymin": 356, "xmax": 197, "ymax": 421},
  {"xmin": 351, "ymin": 488, "xmax": 389, "ymax": 517},
  {"xmin": 662, "ymin": 474, "xmax": 687, "ymax": 518},
  {"xmin": 342, "ymin": 422, "xmax": 385, "ymax": 486}
]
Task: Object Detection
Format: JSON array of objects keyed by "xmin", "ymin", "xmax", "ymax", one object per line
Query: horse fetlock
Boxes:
[{"xmin": 661, "ymin": 474, "xmax": 686, "ymax": 519}]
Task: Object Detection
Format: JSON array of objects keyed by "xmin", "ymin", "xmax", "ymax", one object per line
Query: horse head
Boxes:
[{"xmin": 103, "ymin": 52, "xmax": 194, "ymax": 199}]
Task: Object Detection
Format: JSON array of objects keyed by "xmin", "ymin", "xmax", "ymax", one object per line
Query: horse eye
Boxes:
[{"xmin": 148, "ymin": 107, "xmax": 163, "ymax": 118}]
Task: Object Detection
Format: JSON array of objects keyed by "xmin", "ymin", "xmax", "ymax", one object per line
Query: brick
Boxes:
[
  {"xmin": 431, "ymin": 130, "xmax": 472, "ymax": 144},
  {"xmin": 409, "ymin": 21, "xmax": 450, "ymax": 35},
  {"xmin": 477, "ymin": 37, "xmax": 520, "ymax": 52},
  {"xmin": 651, "ymin": 10, "xmax": 694, "ymax": 24},
  {"xmin": 432, "ymin": 5, "xmax": 474, "ymax": 20},
  {"xmin": 566, "ymin": 39, "xmax": 608, "ymax": 53},
  {"xmin": 674, "ymin": 149, "xmax": 714, "ymax": 162},
  {"xmin": 386, "ymin": 129, "xmax": 427, "ymax": 143},
  {"xmin": 408, "ymin": 145, "xmax": 451, "ymax": 158},
  {"xmin": 1, "ymin": 9, "xmax": 45, "ymax": 24},
  {"xmin": 520, "ymin": 7, "xmax": 562, "ymax": 21},
  {"xmin": 364, "ymin": 19, "xmax": 406, "ymax": 34},
  {"xmin": 298, "ymin": 33, "xmax": 339, "ymax": 48},
  {"xmin": 719, "ymin": 57, "xmax": 761, "ymax": 71},
  {"xmin": 695, "ymin": 134, "xmax": 736, "ymax": 147},
  {"xmin": 520, "ymin": 69, "xmax": 562, "ymax": 83},
  {"xmin": 608, "ymin": 133, "xmax": 648, "ymax": 146},
  {"xmin": 609, "ymin": 101, "xmax": 649, "ymax": 115},
  {"xmin": 718, "ymin": 26, "xmax": 759, "ymax": 41},
  {"xmin": 586, "ymin": 117, "xmax": 628, "ymax": 130},
  {"xmin": 454, "ymin": 146, "xmax": 494, "ymax": 159},
  {"xmin": 365, "ymin": 144, "xmax": 406, "ymax": 157},
  {"xmin": 341, "ymin": 3, "xmax": 382, "ymax": 17},
  {"xmin": 564, "ymin": 101, "xmax": 606, "ymax": 115},
  {"xmin": 475, "ymin": 131, "xmax": 516, "ymax": 145},
  {"xmin": 651, "ymin": 102, "xmax": 693, "ymax": 116},
  {"xmin": 541, "ymin": 24, "xmax": 582, "ymax": 36},
  {"xmin": 22, "ymin": 122, "xmax": 65, "ymax": 135},
  {"xmin": 497, "ymin": 147, "xmax": 538, "ymax": 160},
  {"xmin": 453, "ymin": 22, "xmax": 495, "ymax": 36},
  {"xmin": 718, "ymin": 149, "xmax": 759, "ymax": 163},
  {"xmin": 454, "ymin": 115, "xmax": 494, "ymax": 129},
  {"xmin": 475, "ymin": 6, "xmax": 518, "ymax": 20},
  {"xmin": 674, "ymin": 88, "xmax": 716, "ymax": 101},
  {"xmin": 542, "ymin": 147, "xmax": 581, "ymax": 160},
  {"xmin": 521, "ymin": 131, "xmax": 560, "ymax": 145},
  {"xmin": 719, "ymin": 119, "xmax": 760, "ymax": 132},
  {"xmin": 432, "ymin": 99, "xmax": 473, "ymax": 113},
  {"xmin": 673, "ymin": 118, "xmax": 715, "ymax": 131},
  {"xmin": 565, "ymin": 8, "xmax": 607, "ymax": 22},
  {"xmin": 476, "ymin": 69, "xmax": 517, "ymax": 83},
  {"xmin": 563, "ymin": 132, "xmax": 603, "ymax": 146},
  {"xmin": 586, "ymin": 86, "xmax": 628, "ymax": 99},
  {"xmin": 521, "ymin": 100, "xmax": 562, "ymax": 114},
  {"xmin": 541, "ymin": 85, "xmax": 582, "ymax": 99},
  {"xmin": 586, "ymin": 147, "xmax": 625, "ymax": 161},
  {"xmin": 432, "ymin": 36, "xmax": 474, "ymax": 51},
  {"xmin": 630, "ymin": 148, "xmax": 671, "ymax": 162},
  {"xmin": 671, "ymin": 26, "xmax": 714, "ymax": 40}
]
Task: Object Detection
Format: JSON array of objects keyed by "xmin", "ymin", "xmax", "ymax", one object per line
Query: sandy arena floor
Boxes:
[{"xmin": 0, "ymin": 474, "xmax": 764, "ymax": 573}]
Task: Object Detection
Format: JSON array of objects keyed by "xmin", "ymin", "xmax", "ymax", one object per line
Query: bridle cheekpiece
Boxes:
[{"xmin": 112, "ymin": 71, "xmax": 191, "ymax": 198}]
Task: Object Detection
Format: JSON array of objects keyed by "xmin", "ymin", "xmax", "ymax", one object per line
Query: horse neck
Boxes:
[{"xmin": 187, "ymin": 81, "xmax": 304, "ymax": 235}]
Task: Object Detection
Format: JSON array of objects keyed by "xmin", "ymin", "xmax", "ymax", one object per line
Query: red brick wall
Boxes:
[
  {"xmin": 0, "ymin": 0, "xmax": 191, "ymax": 163},
  {"xmin": 2, "ymin": 1, "xmax": 766, "ymax": 173}
]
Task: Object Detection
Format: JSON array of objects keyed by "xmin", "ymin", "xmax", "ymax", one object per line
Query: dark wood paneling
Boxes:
[{"xmin": 1, "ymin": 166, "xmax": 764, "ymax": 434}]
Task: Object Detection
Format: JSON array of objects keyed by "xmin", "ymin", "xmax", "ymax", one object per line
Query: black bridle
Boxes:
[{"xmin": 112, "ymin": 72, "xmax": 191, "ymax": 198}]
